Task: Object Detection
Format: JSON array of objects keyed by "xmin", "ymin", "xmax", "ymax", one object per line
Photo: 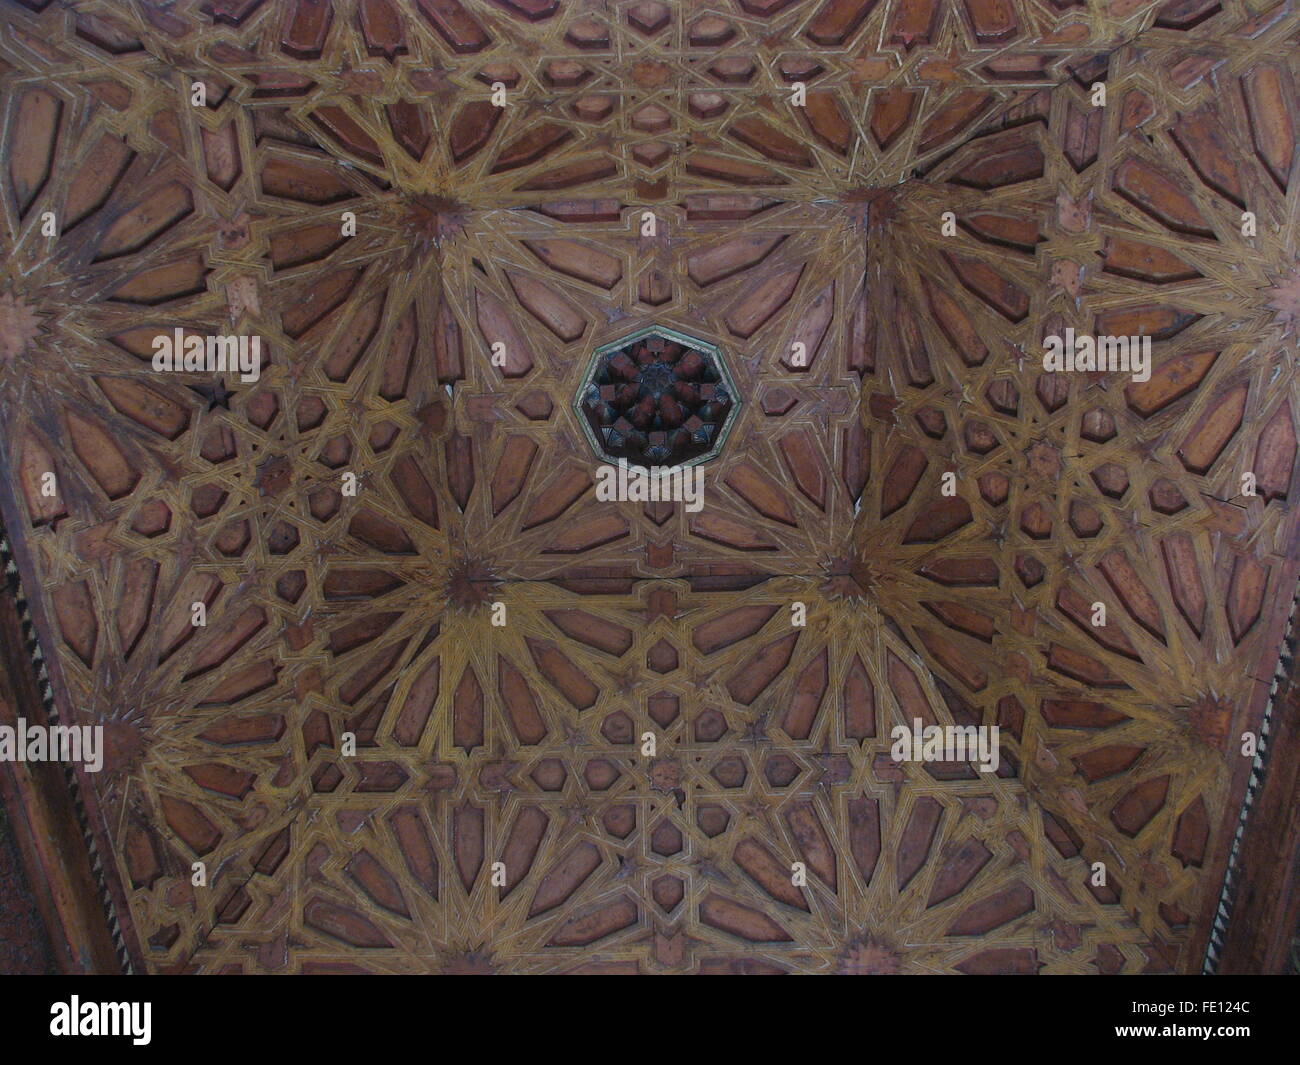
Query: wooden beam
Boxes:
[
  {"xmin": 1216, "ymin": 651, "xmax": 1300, "ymax": 974},
  {"xmin": 0, "ymin": 572, "xmax": 122, "ymax": 974}
]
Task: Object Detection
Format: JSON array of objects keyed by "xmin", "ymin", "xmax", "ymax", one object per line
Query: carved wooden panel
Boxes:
[{"xmin": 0, "ymin": 0, "xmax": 1298, "ymax": 973}]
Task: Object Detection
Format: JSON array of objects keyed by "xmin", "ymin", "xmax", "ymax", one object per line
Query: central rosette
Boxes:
[{"xmin": 576, "ymin": 327, "xmax": 738, "ymax": 469}]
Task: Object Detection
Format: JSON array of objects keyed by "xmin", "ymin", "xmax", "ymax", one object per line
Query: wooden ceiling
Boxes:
[{"xmin": 0, "ymin": 0, "xmax": 1298, "ymax": 974}]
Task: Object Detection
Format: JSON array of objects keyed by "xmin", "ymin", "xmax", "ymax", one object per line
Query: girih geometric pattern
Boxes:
[{"xmin": 0, "ymin": 0, "xmax": 1297, "ymax": 973}]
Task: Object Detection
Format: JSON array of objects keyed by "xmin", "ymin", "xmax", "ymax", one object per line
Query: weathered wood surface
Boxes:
[{"xmin": 0, "ymin": 0, "xmax": 1298, "ymax": 973}]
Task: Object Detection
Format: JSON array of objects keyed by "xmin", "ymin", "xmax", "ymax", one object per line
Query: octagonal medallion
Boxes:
[{"xmin": 575, "ymin": 326, "xmax": 739, "ymax": 469}]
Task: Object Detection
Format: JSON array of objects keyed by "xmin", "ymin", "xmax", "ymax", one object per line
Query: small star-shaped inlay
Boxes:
[
  {"xmin": 344, "ymin": 394, "xmax": 368, "ymax": 423},
  {"xmin": 742, "ymin": 711, "xmax": 772, "ymax": 746},
  {"xmin": 1060, "ymin": 550, "xmax": 1087, "ymax": 579},
  {"xmin": 560, "ymin": 799, "xmax": 595, "ymax": 830},
  {"xmin": 691, "ymin": 854, "xmax": 733, "ymax": 886},
  {"xmin": 191, "ymin": 377, "xmax": 234, "ymax": 411}
]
